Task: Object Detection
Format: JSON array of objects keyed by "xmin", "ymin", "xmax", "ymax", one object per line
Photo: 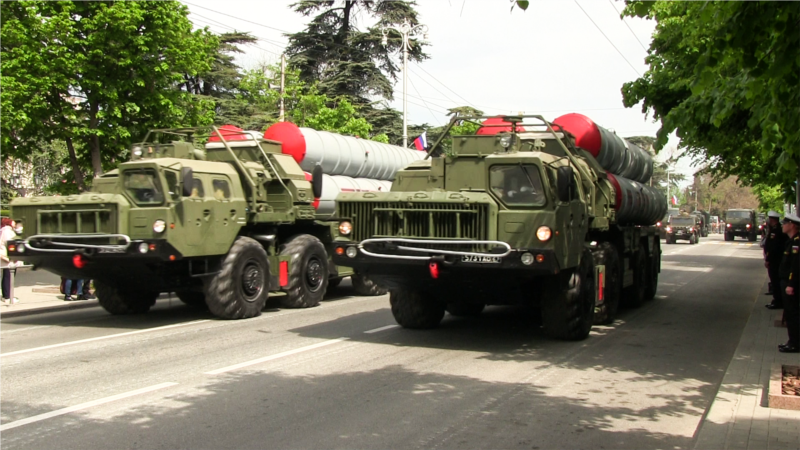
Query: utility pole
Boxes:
[
  {"xmin": 381, "ymin": 21, "xmax": 428, "ymax": 148},
  {"xmin": 279, "ymin": 54, "xmax": 286, "ymax": 123}
]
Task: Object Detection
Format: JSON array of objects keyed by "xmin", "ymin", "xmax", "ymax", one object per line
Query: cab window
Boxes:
[
  {"xmin": 123, "ymin": 168, "xmax": 164, "ymax": 206},
  {"xmin": 164, "ymin": 170, "xmax": 180, "ymax": 201},
  {"xmin": 212, "ymin": 179, "xmax": 231, "ymax": 200},
  {"xmin": 190, "ymin": 178, "xmax": 205, "ymax": 198},
  {"xmin": 489, "ymin": 165, "xmax": 546, "ymax": 207}
]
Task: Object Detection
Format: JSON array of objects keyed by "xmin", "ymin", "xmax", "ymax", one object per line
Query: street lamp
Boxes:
[
  {"xmin": 666, "ymin": 168, "xmax": 676, "ymax": 206},
  {"xmin": 382, "ymin": 20, "xmax": 428, "ymax": 148}
]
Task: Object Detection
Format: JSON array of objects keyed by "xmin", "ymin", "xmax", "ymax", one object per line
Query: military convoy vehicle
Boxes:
[
  {"xmin": 330, "ymin": 113, "xmax": 666, "ymax": 340},
  {"xmin": 658, "ymin": 207, "xmax": 680, "ymax": 239},
  {"xmin": 665, "ymin": 214, "xmax": 699, "ymax": 244},
  {"xmin": 690, "ymin": 210, "xmax": 710, "ymax": 237},
  {"xmin": 724, "ymin": 208, "xmax": 758, "ymax": 241},
  {"xmin": 7, "ymin": 126, "xmax": 392, "ymax": 319}
]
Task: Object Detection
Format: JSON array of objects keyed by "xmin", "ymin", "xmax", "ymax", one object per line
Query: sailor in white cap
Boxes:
[
  {"xmin": 778, "ymin": 213, "xmax": 800, "ymax": 352},
  {"xmin": 764, "ymin": 211, "xmax": 787, "ymax": 309}
]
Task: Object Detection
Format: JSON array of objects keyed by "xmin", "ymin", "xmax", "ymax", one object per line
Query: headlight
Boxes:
[
  {"xmin": 345, "ymin": 246, "xmax": 358, "ymax": 258},
  {"xmin": 14, "ymin": 223, "xmax": 23, "ymax": 234},
  {"xmin": 536, "ymin": 226, "xmax": 552, "ymax": 242},
  {"xmin": 656, "ymin": 222, "xmax": 662, "ymax": 227},
  {"xmin": 520, "ymin": 252, "xmax": 534, "ymax": 265},
  {"xmin": 338, "ymin": 221, "xmax": 353, "ymax": 236},
  {"xmin": 498, "ymin": 133, "xmax": 515, "ymax": 148},
  {"xmin": 138, "ymin": 243, "xmax": 149, "ymax": 254},
  {"xmin": 153, "ymin": 220, "xmax": 166, "ymax": 233},
  {"xmin": 727, "ymin": 223, "xmax": 731, "ymax": 228},
  {"xmin": 132, "ymin": 146, "xmax": 143, "ymax": 157},
  {"xmin": 689, "ymin": 227, "xmax": 694, "ymax": 232},
  {"xmin": 746, "ymin": 223, "xmax": 751, "ymax": 228},
  {"xmin": 666, "ymin": 227, "xmax": 672, "ymax": 232}
]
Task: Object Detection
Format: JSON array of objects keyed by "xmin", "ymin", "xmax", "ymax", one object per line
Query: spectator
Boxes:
[
  {"xmin": 0, "ymin": 218, "xmax": 19, "ymax": 304},
  {"xmin": 64, "ymin": 279, "xmax": 84, "ymax": 301}
]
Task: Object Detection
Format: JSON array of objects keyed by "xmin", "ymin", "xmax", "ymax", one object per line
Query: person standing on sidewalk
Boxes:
[
  {"xmin": 0, "ymin": 218, "xmax": 20, "ymax": 304},
  {"xmin": 778, "ymin": 213, "xmax": 800, "ymax": 353},
  {"xmin": 764, "ymin": 211, "xmax": 787, "ymax": 309}
]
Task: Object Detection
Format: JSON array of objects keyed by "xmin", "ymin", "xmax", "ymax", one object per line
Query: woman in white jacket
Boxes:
[{"xmin": 1, "ymin": 217, "xmax": 20, "ymax": 304}]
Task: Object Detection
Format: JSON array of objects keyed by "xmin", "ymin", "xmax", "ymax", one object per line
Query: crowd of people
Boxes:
[{"xmin": 762, "ymin": 210, "xmax": 800, "ymax": 353}]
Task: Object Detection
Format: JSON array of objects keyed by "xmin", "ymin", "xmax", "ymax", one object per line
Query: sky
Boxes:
[{"xmin": 182, "ymin": 0, "xmax": 696, "ymax": 185}]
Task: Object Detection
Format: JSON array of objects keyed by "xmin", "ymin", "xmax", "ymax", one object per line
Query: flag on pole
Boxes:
[
  {"xmin": 671, "ymin": 195, "xmax": 679, "ymax": 205},
  {"xmin": 413, "ymin": 132, "xmax": 428, "ymax": 150}
]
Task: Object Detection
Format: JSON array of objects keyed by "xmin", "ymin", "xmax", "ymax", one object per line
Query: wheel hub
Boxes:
[
  {"xmin": 305, "ymin": 258, "xmax": 324, "ymax": 293},
  {"xmin": 241, "ymin": 260, "xmax": 264, "ymax": 301}
]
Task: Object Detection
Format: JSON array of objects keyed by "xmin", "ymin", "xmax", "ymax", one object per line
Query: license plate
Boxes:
[
  {"xmin": 98, "ymin": 248, "xmax": 126, "ymax": 254},
  {"xmin": 461, "ymin": 255, "xmax": 502, "ymax": 264}
]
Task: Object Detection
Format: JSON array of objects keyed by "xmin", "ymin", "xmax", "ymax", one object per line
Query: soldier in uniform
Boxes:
[
  {"xmin": 778, "ymin": 213, "xmax": 800, "ymax": 353},
  {"xmin": 765, "ymin": 211, "xmax": 787, "ymax": 309}
]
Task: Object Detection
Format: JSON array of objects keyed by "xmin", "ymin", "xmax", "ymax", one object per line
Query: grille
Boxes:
[
  {"xmin": 30, "ymin": 206, "xmax": 117, "ymax": 235},
  {"xmin": 339, "ymin": 201, "xmax": 490, "ymax": 243}
]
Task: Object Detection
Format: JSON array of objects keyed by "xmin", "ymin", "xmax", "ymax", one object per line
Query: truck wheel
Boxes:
[
  {"xmin": 724, "ymin": 232, "xmax": 733, "ymax": 241},
  {"xmin": 748, "ymin": 232, "xmax": 757, "ymax": 242},
  {"xmin": 390, "ymin": 287, "xmax": 445, "ymax": 329},
  {"xmin": 95, "ymin": 281, "xmax": 158, "ymax": 315},
  {"xmin": 446, "ymin": 302, "xmax": 485, "ymax": 317},
  {"xmin": 622, "ymin": 249, "xmax": 647, "ymax": 308},
  {"xmin": 643, "ymin": 241, "xmax": 661, "ymax": 301},
  {"xmin": 541, "ymin": 248, "xmax": 595, "ymax": 340},
  {"xmin": 593, "ymin": 243, "xmax": 621, "ymax": 325},
  {"xmin": 280, "ymin": 234, "xmax": 329, "ymax": 308},
  {"xmin": 351, "ymin": 271, "xmax": 388, "ymax": 296},
  {"xmin": 665, "ymin": 236, "xmax": 672, "ymax": 245},
  {"xmin": 204, "ymin": 236, "xmax": 269, "ymax": 319},
  {"xmin": 177, "ymin": 291, "xmax": 206, "ymax": 307}
]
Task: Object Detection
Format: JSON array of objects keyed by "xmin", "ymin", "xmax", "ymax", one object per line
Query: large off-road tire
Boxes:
[
  {"xmin": 622, "ymin": 248, "xmax": 647, "ymax": 308},
  {"xmin": 665, "ymin": 236, "xmax": 673, "ymax": 245},
  {"xmin": 177, "ymin": 291, "xmax": 206, "ymax": 307},
  {"xmin": 541, "ymin": 248, "xmax": 595, "ymax": 340},
  {"xmin": 725, "ymin": 232, "xmax": 733, "ymax": 241},
  {"xmin": 748, "ymin": 232, "xmax": 757, "ymax": 242},
  {"xmin": 689, "ymin": 234, "xmax": 697, "ymax": 245},
  {"xmin": 593, "ymin": 243, "xmax": 621, "ymax": 325},
  {"xmin": 279, "ymin": 234, "xmax": 329, "ymax": 308},
  {"xmin": 390, "ymin": 287, "xmax": 445, "ymax": 329},
  {"xmin": 446, "ymin": 302, "xmax": 486, "ymax": 317},
  {"xmin": 204, "ymin": 236, "xmax": 269, "ymax": 319},
  {"xmin": 643, "ymin": 241, "xmax": 661, "ymax": 301},
  {"xmin": 95, "ymin": 281, "xmax": 158, "ymax": 315},
  {"xmin": 351, "ymin": 271, "xmax": 388, "ymax": 296}
]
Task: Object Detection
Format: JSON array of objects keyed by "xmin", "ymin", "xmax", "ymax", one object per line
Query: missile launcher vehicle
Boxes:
[{"xmin": 330, "ymin": 114, "xmax": 666, "ymax": 340}]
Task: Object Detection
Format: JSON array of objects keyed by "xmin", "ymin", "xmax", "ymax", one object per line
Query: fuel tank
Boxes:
[
  {"xmin": 303, "ymin": 173, "xmax": 392, "ymax": 217},
  {"xmin": 606, "ymin": 173, "xmax": 668, "ymax": 226},
  {"xmin": 264, "ymin": 122, "xmax": 424, "ymax": 181},
  {"xmin": 553, "ymin": 113, "xmax": 654, "ymax": 184}
]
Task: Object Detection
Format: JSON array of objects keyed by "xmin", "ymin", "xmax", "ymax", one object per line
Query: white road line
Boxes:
[
  {"xmin": 364, "ymin": 324, "xmax": 399, "ymax": 334},
  {"xmin": 0, "ymin": 320, "xmax": 210, "ymax": 357},
  {"xmin": 205, "ymin": 338, "xmax": 348, "ymax": 375},
  {"xmin": 0, "ymin": 382, "xmax": 178, "ymax": 432}
]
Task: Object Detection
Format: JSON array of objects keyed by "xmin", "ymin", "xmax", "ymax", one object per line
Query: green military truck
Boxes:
[
  {"xmin": 724, "ymin": 208, "xmax": 758, "ymax": 241},
  {"xmin": 330, "ymin": 114, "xmax": 666, "ymax": 340},
  {"xmin": 690, "ymin": 210, "xmax": 710, "ymax": 237},
  {"xmin": 8, "ymin": 127, "xmax": 383, "ymax": 319},
  {"xmin": 664, "ymin": 214, "xmax": 700, "ymax": 244}
]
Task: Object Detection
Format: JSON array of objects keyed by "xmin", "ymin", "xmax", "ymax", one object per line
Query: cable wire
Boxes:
[
  {"xmin": 607, "ymin": 0, "xmax": 649, "ymax": 52},
  {"xmin": 573, "ymin": 0, "xmax": 641, "ymax": 77},
  {"xmin": 409, "ymin": 77, "xmax": 444, "ymax": 125}
]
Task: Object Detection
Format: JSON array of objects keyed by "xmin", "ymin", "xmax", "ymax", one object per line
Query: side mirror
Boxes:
[
  {"xmin": 311, "ymin": 165, "xmax": 323, "ymax": 199},
  {"xmin": 181, "ymin": 167, "xmax": 194, "ymax": 197},
  {"xmin": 556, "ymin": 166, "xmax": 573, "ymax": 203}
]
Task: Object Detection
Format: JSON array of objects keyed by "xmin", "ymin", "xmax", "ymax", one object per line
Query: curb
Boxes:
[{"xmin": 0, "ymin": 300, "xmax": 101, "ymax": 318}]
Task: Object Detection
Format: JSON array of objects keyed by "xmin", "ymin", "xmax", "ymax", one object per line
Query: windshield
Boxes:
[
  {"xmin": 489, "ymin": 165, "xmax": 546, "ymax": 207},
  {"xmin": 670, "ymin": 218, "xmax": 695, "ymax": 226},
  {"xmin": 727, "ymin": 211, "xmax": 751, "ymax": 219},
  {"xmin": 123, "ymin": 168, "xmax": 164, "ymax": 206}
]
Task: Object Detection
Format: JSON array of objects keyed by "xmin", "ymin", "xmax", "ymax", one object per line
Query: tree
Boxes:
[
  {"xmin": 620, "ymin": 2, "xmax": 800, "ymax": 196},
  {"xmin": 1, "ymin": 1, "xmax": 218, "ymax": 191}
]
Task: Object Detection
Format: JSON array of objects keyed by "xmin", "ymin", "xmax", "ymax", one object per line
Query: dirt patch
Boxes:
[{"xmin": 769, "ymin": 364, "xmax": 800, "ymax": 410}]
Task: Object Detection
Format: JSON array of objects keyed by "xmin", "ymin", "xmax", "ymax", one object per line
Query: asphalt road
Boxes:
[{"xmin": 0, "ymin": 234, "xmax": 767, "ymax": 449}]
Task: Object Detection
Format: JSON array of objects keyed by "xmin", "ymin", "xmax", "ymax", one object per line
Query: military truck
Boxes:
[
  {"xmin": 724, "ymin": 208, "xmax": 758, "ymax": 241},
  {"xmin": 665, "ymin": 214, "xmax": 699, "ymax": 244},
  {"xmin": 330, "ymin": 114, "xmax": 666, "ymax": 340},
  {"xmin": 690, "ymin": 210, "xmax": 710, "ymax": 237},
  {"xmin": 658, "ymin": 207, "xmax": 680, "ymax": 239},
  {"xmin": 7, "ymin": 127, "xmax": 386, "ymax": 319}
]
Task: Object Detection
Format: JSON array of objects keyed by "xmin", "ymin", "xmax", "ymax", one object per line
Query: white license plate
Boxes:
[{"xmin": 461, "ymin": 255, "xmax": 502, "ymax": 264}]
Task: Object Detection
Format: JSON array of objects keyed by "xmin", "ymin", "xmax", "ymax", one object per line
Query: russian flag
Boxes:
[
  {"xmin": 671, "ymin": 195, "xmax": 679, "ymax": 205},
  {"xmin": 413, "ymin": 132, "xmax": 427, "ymax": 150}
]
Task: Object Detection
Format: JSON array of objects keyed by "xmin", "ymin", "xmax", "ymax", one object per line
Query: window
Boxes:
[
  {"xmin": 212, "ymin": 179, "xmax": 231, "ymax": 200},
  {"xmin": 164, "ymin": 170, "xmax": 180, "ymax": 201},
  {"xmin": 489, "ymin": 165, "xmax": 546, "ymax": 207},
  {"xmin": 190, "ymin": 178, "xmax": 205, "ymax": 198},
  {"xmin": 123, "ymin": 169, "xmax": 164, "ymax": 206},
  {"xmin": 669, "ymin": 217, "xmax": 695, "ymax": 226}
]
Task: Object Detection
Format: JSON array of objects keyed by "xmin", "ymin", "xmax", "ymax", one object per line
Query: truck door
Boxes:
[
  {"xmin": 567, "ymin": 174, "xmax": 587, "ymax": 268},
  {"xmin": 211, "ymin": 177, "xmax": 238, "ymax": 250},
  {"xmin": 183, "ymin": 175, "xmax": 212, "ymax": 248}
]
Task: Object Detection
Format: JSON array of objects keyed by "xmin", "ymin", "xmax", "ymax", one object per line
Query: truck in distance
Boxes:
[
  {"xmin": 724, "ymin": 208, "xmax": 758, "ymax": 241},
  {"xmin": 665, "ymin": 214, "xmax": 700, "ymax": 244}
]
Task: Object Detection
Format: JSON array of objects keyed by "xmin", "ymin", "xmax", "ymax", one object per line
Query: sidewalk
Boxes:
[
  {"xmin": 695, "ymin": 278, "xmax": 800, "ymax": 450},
  {"xmin": 0, "ymin": 281, "xmax": 99, "ymax": 318}
]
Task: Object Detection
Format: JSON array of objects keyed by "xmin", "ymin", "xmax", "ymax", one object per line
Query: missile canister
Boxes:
[
  {"xmin": 304, "ymin": 173, "xmax": 392, "ymax": 217},
  {"xmin": 264, "ymin": 122, "xmax": 424, "ymax": 181},
  {"xmin": 606, "ymin": 173, "xmax": 667, "ymax": 226},
  {"xmin": 553, "ymin": 113, "xmax": 654, "ymax": 184}
]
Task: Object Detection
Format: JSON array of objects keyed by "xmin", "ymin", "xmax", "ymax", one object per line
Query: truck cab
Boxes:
[
  {"xmin": 724, "ymin": 208, "xmax": 758, "ymax": 241},
  {"xmin": 665, "ymin": 214, "xmax": 699, "ymax": 244}
]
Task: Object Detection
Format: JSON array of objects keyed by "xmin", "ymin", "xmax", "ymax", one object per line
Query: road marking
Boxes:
[
  {"xmin": 0, "ymin": 382, "xmax": 178, "ymax": 431},
  {"xmin": 364, "ymin": 324, "xmax": 400, "ymax": 334},
  {"xmin": 0, "ymin": 320, "xmax": 210, "ymax": 357},
  {"xmin": 205, "ymin": 338, "xmax": 348, "ymax": 375}
]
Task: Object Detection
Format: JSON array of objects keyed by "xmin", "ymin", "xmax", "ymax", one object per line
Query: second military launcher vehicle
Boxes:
[
  {"xmin": 331, "ymin": 113, "xmax": 667, "ymax": 340},
  {"xmin": 8, "ymin": 126, "xmax": 417, "ymax": 319}
]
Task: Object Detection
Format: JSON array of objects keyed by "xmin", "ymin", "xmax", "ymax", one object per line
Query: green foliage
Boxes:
[
  {"xmin": 621, "ymin": 1, "xmax": 800, "ymax": 198},
  {"xmin": 751, "ymin": 183, "xmax": 787, "ymax": 213},
  {"xmin": 1, "ymin": 1, "xmax": 218, "ymax": 190}
]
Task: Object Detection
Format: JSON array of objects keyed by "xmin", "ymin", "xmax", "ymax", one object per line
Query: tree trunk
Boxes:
[
  {"xmin": 88, "ymin": 102, "xmax": 103, "ymax": 178},
  {"xmin": 65, "ymin": 137, "xmax": 86, "ymax": 192}
]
